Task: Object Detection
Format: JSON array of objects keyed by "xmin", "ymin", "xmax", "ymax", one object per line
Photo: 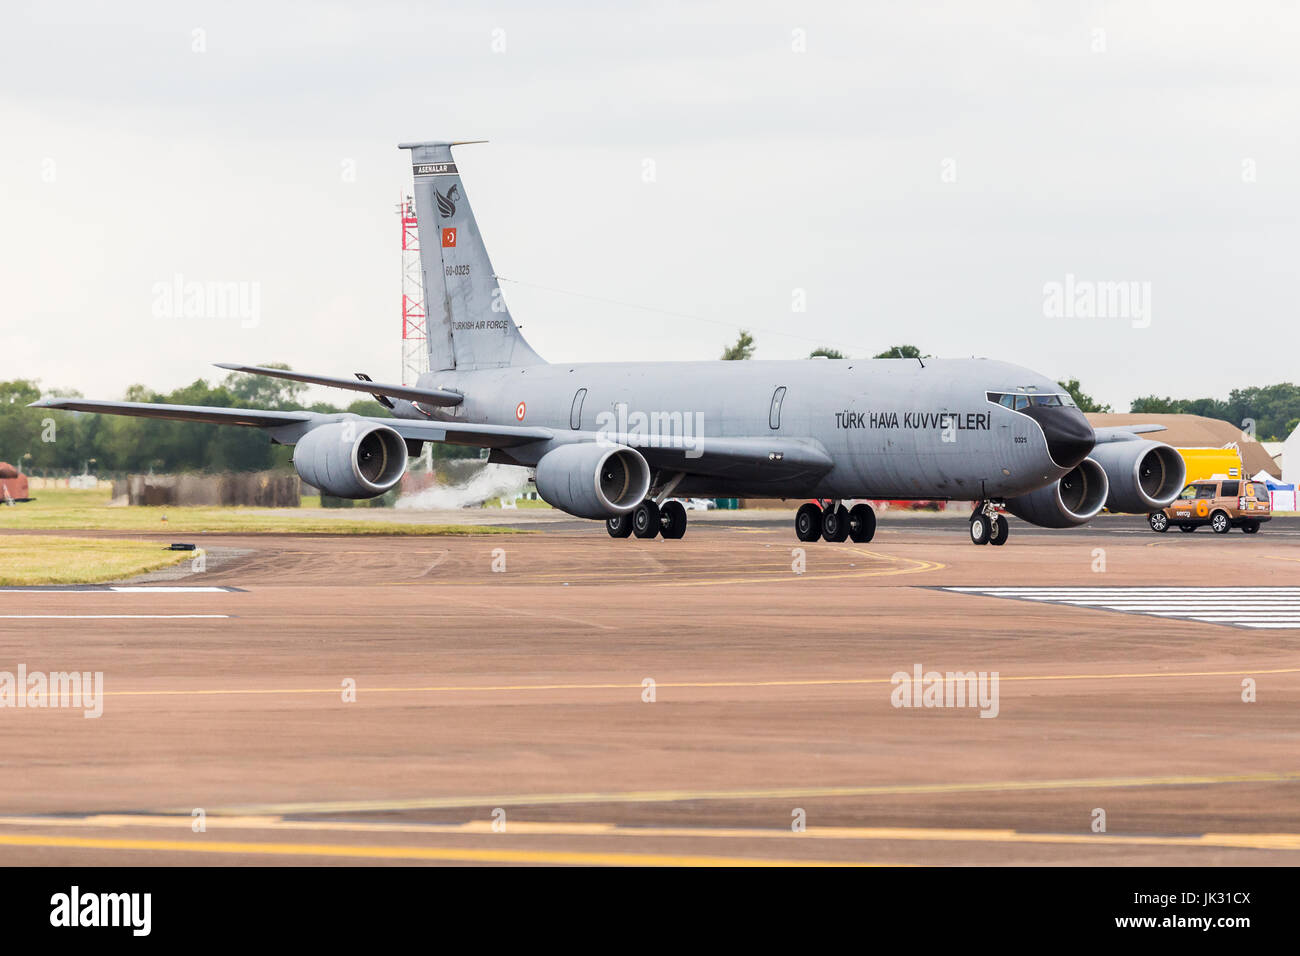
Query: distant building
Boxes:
[{"xmin": 1284, "ymin": 423, "xmax": 1299, "ymax": 486}]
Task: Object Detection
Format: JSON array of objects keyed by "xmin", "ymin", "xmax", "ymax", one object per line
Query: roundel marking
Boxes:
[{"xmin": 515, "ymin": 401, "xmax": 527, "ymax": 421}]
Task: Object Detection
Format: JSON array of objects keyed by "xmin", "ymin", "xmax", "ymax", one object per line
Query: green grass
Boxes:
[
  {"xmin": 0, "ymin": 535, "xmax": 192, "ymax": 586},
  {"xmin": 0, "ymin": 488, "xmax": 524, "ymax": 536}
]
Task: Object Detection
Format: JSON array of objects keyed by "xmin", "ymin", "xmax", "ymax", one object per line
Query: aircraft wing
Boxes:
[
  {"xmin": 28, "ymin": 397, "xmax": 553, "ymax": 449},
  {"xmin": 28, "ymin": 398, "xmax": 314, "ymax": 428},
  {"xmin": 214, "ymin": 363, "xmax": 464, "ymax": 407},
  {"xmin": 1092, "ymin": 424, "xmax": 1168, "ymax": 443},
  {"xmin": 384, "ymin": 418, "xmax": 554, "ymax": 448},
  {"xmin": 29, "ymin": 397, "xmax": 824, "ymax": 473},
  {"xmin": 601, "ymin": 432, "xmax": 835, "ymax": 482}
]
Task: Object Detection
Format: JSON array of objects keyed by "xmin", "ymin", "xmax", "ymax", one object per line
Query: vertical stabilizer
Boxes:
[{"xmin": 399, "ymin": 140, "xmax": 545, "ymax": 370}]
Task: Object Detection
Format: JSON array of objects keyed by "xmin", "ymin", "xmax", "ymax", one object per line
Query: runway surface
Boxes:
[{"xmin": 2, "ymin": 514, "xmax": 1298, "ymax": 865}]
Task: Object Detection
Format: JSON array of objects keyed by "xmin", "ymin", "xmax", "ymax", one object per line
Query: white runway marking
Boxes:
[
  {"xmin": 943, "ymin": 587, "xmax": 1300, "ymax": 630},
  {"xmin": 107, "ymin": 586, "xmax": 234, "ymax": 593},
  {"xmin": 0, "ymin": 614, "xmax": 231, "ymax": 620},
  {"xmin": 0, "ymin": 586, "xmax": 240, "ymax": 593}
]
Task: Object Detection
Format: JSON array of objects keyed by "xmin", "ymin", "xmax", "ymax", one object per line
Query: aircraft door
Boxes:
[
  {"xmin": 570, "ymin": 388, "xmax": 587, "ymax": 430},
  {"xmin": 769, "ymin": 386, "xmax": 786, "ymax": 430}
]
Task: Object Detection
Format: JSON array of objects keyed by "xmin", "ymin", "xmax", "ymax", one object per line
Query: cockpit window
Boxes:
[{"xmin": 986, "ymin": 391, "xmax": 1074, "ymax": 410}]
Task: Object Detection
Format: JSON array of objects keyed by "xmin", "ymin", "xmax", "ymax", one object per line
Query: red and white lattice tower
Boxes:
[{"xmin": 399, "ymin": 194, "xmax": 429, "ymax": 386}]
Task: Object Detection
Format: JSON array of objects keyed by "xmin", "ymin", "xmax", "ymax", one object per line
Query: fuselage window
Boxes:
[{"xmin": 769, "ymin": 386, "xmax": 787, "ymax": 430}]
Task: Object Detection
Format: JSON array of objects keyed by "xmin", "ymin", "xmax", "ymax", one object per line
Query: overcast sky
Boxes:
[{"xmin": 3, "ymin": 1, "xmax": 1297, "ymax": 410}]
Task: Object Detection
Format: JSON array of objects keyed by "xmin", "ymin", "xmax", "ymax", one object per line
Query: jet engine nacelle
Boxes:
[
  {"xmin": 534, "ymin": 442, "xmax": 651, "ymax": 519},
  {"xmin": 293, "ymin": 421, "xmax": 408, "ymax": 499},
  {"xmin": 1088, "ymin": 440, "xmax": 1186, "ymax": 514},
  {"xmin": 1003, "ymin": 457, "xmax": 1109, "ymax": 528}
]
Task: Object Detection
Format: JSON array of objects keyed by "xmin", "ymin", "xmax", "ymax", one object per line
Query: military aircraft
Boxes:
[{"xmin": 32, "ymin": 140, "xmax": 1186, "ymax": 546}]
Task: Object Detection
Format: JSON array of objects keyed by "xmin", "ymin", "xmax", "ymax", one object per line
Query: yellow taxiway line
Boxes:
[
  {"xmin": 1, "ymin": 815, "xmax": 1296, "ymax": 855},
  {"xmin": 187, "ymin": 769, "xmax": 1300, "ymax": 817},
  {"xmin": 0, "ymin": 833, "xmax": 872, "ymax": 866},
  {"xmin": 98, "ymin": 665, "xmax": 1300, "ymax": 699}
]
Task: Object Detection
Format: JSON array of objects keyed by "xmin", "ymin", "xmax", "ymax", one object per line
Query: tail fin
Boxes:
[{"xmin": 399, "ymin": 140, "xmax": 545, "ymax": 371}]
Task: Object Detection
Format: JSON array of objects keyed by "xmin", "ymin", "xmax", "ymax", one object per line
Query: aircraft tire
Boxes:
[
  {"xmin": 633, "ymin": 500, "xmax": 660, "ymax": 538},
  {"xmin": 822, "ymin": 505, "xmax": 850, "ymax": 542},
  {"xmin": 988, "ymin": 515, "xmax": 1009, "ymax": 546},
  {"xmin": 795, "ymin": 503, "xmax": 822, "ymax": 542},
  {"xmin": 848, "ymin": 503, "xmax": 876, "ymax": 543},
  {"xmin": 660, "ymin": 500, "xmax": 688, "ymax": 539},
  {"xmin": 969, "ymin": 513, "xmax": 991, "ymax": 545},
  {"xmin": 606, "ymin": 514, "xmax": 633, "ymax": 538}
]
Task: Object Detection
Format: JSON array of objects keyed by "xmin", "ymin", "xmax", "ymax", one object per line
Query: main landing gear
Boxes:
[
  {"xmin": 969, "ymin": 501, "xmax": 1009, "ymax": 546},
  {"xmin": 606, "ymin": 498, "xmax": 688, "ymax": 540},
  {"xmin": 794, "ymin": 500, "xmax": 876, "ymax": 543}
]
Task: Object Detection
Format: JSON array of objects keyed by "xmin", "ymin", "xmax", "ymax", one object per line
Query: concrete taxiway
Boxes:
[{"xmin": 1, "ymin": 514, "xmax": 1298, "ymax": 865}]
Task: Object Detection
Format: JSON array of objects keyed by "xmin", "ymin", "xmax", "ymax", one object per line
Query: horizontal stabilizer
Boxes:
[{"xmin": 215, "ymin": 363, "xmax": 464, "ymax": 407}]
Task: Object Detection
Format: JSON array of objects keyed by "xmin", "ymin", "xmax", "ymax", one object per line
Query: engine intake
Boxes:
[
  {"xmin": 534, "ymin": 443, "xmax": 651, "ymax": 519},
  {"xmin": 1003, "ymin": 457, "xmax": 1109, "ymax": 528},
  {"xmin": 1089, "ymin": 440, "xmax": 1186, "ymax": 513},
  {"xmin": 293, "ymin": 421, "xmax": 408, "ymax": 499}
]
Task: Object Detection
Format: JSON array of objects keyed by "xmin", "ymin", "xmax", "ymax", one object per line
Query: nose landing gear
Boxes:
[{"xmin": 970, "ymin": 501, "xmax": 1009, "ymax": 546}]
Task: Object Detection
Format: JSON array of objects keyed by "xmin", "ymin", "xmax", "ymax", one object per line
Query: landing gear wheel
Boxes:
[
  {"xmin": 606, "ymin": 513, "xmax": 633, "ymax": 538},
  {"xmin": 1179, "ymin": 524, "xmax": 1196, "ymax": 533},
  {"xmin": 1210, "ymin": 510, "xmax": 1230, "ymax": 534},
  {"xmin": 988, "ymin": 514, "xmax": 1009, "ymax": 546},
  {"xmin": 1242, "ymin": 520, "xmax": 1260, "ymax": 534},
  {"xmin": 795, "ymin": 503, "xmax": 822, "ymax": 542},
  {"xmin": 848, "ymin": 503, "xmax": 876, "ymax": 543},
  {"xmin": 660, "ymin": 500, "xmax": 688, "ymax": 539},
  {"xmin": 1148, "ymin": 512, "xmax": 1169, "ymax": 533},
  {"xmin": 822, "ymin": 505, "xmax": 850, "ymax": 542},
  {"xmin": 969, "ymin": 513, "xmax": 991, "ymax": 545},
  {"xmin": 632, "ymin": 500, "xmax": 660, "ymax": 539}
]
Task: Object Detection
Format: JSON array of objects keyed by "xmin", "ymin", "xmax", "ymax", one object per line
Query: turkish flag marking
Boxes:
[{"xmin": 442, "ymin": 227, "xmax": 457, "ymax": 248}]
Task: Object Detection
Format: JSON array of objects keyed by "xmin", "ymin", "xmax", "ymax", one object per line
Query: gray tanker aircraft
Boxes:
[{"xmin": 33, "ymin": 141, "xmax": 1187, "ymax": 546}]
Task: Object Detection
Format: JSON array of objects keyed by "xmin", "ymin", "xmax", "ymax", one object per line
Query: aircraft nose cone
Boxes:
[{"xmin": 1021, "ymin": 405, "xmax": 1096, "ymax": 469}]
